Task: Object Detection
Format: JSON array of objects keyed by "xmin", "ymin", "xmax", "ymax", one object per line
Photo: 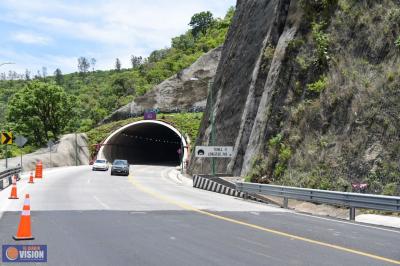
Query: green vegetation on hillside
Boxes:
[
  {"xmin": 0, "ymin": 7, "xmax": 234, "ymax": 158},
  {"xmin": 245, "ymin": 0, "xmax": 400, "ymax": 195}
]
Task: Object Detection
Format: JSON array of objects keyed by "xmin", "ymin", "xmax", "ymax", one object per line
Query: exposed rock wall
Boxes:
[
  {"xmin": 190, "ymin": 0, "xmax": 296, "ymax": 175},
  {"xmin": 103, "ymin": 47, "xmax": 222, "ymax": 123},
  {"xmin": 190, "ymin": 0, "xmax": 400, "ymax": 194},
  {"xmin": 0, "ymin": 133, "xmax": 90, "ymax": 172}
]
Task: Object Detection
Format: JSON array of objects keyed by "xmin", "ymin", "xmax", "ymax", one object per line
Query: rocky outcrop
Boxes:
[
  {"xmin": 103, "ymin": 47, "xmax": 222, "ymax": 123},
  {"xmin": 190, "ymin": 0, "xmax": 297, "ymax": 175},
  {"xmin": 0, "ymin": 133, "xmax": 90, "ymax": 171},
  {"xmin": 190, "ymin": 0, "xmax": 400, "ymax": 195}
]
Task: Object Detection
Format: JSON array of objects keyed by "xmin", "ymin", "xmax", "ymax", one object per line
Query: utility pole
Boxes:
[
  {"xmin": 5, "ymin": 144, "xmax": 8, "ymax": 169},
  {"xmin": 180, "ymin": 130, "xmax": 184, "ymax": 174},
  {"xmin": 189, "ymin": 77, "xmax": 216, "ymax": 176},
  {"xmin": 209, "ymin": 80, "xmax": 216, "ymax": 176},
  {"xmin": 75, "ymin": 132, "xmax": 78, "ymax": 166}
]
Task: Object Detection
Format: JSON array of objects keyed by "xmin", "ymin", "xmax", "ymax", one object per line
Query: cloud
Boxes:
[
  {"xmin": 12, "ymin": 32, "xmax": 52, "ymax": 45},
  {"xmin": 0, "ymin": 0, "xmax": 236, "ymax": 73}
]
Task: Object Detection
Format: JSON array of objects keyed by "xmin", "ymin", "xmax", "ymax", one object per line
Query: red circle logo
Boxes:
[{"xmin": 6, "ymin": 247, "xmax": 18, "ymax": 261}]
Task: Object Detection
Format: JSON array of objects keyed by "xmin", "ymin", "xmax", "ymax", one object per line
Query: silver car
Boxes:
[{"xmin": 92, "ymin": 159, "xmax": 109, "ymax": 171}]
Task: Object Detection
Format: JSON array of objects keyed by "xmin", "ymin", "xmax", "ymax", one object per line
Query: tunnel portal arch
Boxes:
[{"xmin": 97, "ymin": 120, "xmax": 188, "ymax": 166}]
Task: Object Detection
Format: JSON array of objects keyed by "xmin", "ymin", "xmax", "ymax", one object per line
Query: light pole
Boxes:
[
  {"xmin": 180, "ymin": 129, "xmax": 184, "ymax": 174},
  {"xmin": 190, "ymin": 77, "xmax": 215, "ymax": 176}
]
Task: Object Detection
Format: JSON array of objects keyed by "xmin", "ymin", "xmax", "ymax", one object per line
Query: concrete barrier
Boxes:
[{"xmin": 193, "ymin": 175, "xmax": 245, "ymax": 198}]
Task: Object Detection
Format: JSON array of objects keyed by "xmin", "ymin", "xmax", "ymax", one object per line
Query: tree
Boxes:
[
  {"xmin": 24, "ymin": 69, "xmax": 31, "ymax": 80},
  {"xmin": 147, "ymin": 48, "xmax": 170, "ymax": 63},
  {"xmin": 90, "ymin": 58, "xmax": 97, "ymax": 71},
  {"xmin": 189, "ymin": 11, "xmax": 214, "ymax": 37},
  {"xmin": 130, "ymin": 55, "xmax": 142, "ymax": 69},
  {"xmin": 77, "ymin": 57, "xmax": 90, "ymax": 74},
  {"xmin": 7, "ymin": 81, "xmax": 74, "ymax": 144},
  {"xmin": 42, "ymin": 66, "xmax": 47, "ymax": 81},
  {"xmin": 34, "ymin": 70, "xmax": 41, "ymax": 80},
  {"xmin": 54, "ymin": 68, "xmax": 63, "ymax": 85},
  {"xmin": 115, "ymin": 58, "xmax": 121, "ymax": 71}
]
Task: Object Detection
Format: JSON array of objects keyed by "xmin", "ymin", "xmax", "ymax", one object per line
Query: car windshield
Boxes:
[
  {"xmin": 95, "ymin": 160, "xmax": 106, "ymax": 164},
  {"xmin": 113, "ymin": 160, "xmax": 127, "ymax": 165}
]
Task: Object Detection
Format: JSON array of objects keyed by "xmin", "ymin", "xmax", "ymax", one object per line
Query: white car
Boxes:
[{"xmin": 92, "ymin": 159, "xmax": 109, "ymax": 171}]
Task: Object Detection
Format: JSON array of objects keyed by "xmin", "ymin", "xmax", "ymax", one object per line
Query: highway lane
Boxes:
[{"xmin": 0, "ymin": 165, "xmax": 398, "ymax": 265}]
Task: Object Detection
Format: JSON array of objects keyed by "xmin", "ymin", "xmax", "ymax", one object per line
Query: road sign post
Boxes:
[
  {"xmin": 1, "ymin": 132, "xmax": 13, "ymax": 168},
  {"xmin": 47, "ymin": 140, "xmax": 54, "ymax": 168},
  {"xmin": 195, "ymin": 146, "xmax": 233, "ymax": 175},
  {"xmin": 15, "ymin": 135, "xmax": 28, "ymax": 170},
  {"xmin": 195, "ymin": 146, "xmax": 233, "ymax": 158}
]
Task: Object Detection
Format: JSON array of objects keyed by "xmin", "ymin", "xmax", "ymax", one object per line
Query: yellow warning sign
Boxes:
[{"xmin": 1, "ymin": 132, "xmax": 12, "ymax": 144}]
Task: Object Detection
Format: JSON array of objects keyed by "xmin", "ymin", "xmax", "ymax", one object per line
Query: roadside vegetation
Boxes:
[
  {"xmin": 246, "ymin": 0, "xmax": 400, "ymax": 195},
  {"xmin": 0, "ymin": 8, "xmax": 234, "ymax": 159}
]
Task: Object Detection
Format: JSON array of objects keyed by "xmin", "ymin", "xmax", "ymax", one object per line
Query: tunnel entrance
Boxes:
[{"xmin": 98, "ymin": 120, "xmax": 187, "ymax": 166}]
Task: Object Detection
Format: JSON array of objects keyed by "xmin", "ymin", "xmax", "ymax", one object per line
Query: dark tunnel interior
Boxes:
[{"xmin": 102, "ymin": 123, "xmax": 183, "ymax": 165}]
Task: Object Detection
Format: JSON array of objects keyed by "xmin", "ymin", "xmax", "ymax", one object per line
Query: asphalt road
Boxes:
[{"xmin": 0, "ymin": 165, "xmax": 399, "ymax": 266}]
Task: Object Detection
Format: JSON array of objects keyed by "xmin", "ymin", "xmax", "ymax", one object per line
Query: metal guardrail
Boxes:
[
  {"xmin": 0, "ymin": 167, "xmax": 22, "ymax": 190},
  {"xmin": 235, "ymin": 182, "xmax": 400, "ymax": 220}
]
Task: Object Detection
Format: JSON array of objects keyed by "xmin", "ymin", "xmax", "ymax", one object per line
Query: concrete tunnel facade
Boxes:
[{"xmin": 97, "ymin": 120, "xmax": 188, "ymax": 166}]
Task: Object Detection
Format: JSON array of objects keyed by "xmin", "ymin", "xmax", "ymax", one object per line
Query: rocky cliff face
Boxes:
[
  {"xmin": 190, "ymin": 0, "xmax": 400, "ymax": 195},
  {"xmin": 103, "ymin": 47, "xmax": 222, "ymax": 123}
]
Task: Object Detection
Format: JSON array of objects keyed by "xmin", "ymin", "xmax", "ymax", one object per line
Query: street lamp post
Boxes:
[{"xmin": 190, "ymin": 77, "xmax": 215, "ymax": 176}]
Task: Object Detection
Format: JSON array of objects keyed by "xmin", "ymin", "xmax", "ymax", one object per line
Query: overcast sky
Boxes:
[{"xmin": 0, "ymin": 0, "xmax": 236, "ymax": 75}]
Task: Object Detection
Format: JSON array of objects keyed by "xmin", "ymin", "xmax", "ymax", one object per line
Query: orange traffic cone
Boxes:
[
  {"xmin": 28, "ymin": 173, "xmax": 34, "ymax": 184},
  {"xmin": 13, "ymin": 194, "xmax": 34, "ymax": 241},
  {"xmin": 8, "ymin": 183, "xmax": 19, "ymax": 199},
  {"xmin": 35, "ymin": 161, "xmax": 43, "ymax": 179}
]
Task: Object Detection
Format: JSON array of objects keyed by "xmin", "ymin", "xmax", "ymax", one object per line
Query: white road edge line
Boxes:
[
  {"xmin": 292, "ymin": 211, "xmax": 400, "ymax": 234},
  {"xmin": 93, "ymin": 195, "xmax": 110, "ymax": 210},
  {"xmin": 160, "ymin": 167, "xmax": 400, "ymax": 234}
]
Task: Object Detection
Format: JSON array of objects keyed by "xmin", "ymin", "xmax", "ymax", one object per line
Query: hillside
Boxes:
[
  {"xmin": 190, "ymin": 0, "xmax": 400, "ymax": 195},
  {"xmin": 0, "ymin": 8, "xmax": 234, "ymax": 158}
]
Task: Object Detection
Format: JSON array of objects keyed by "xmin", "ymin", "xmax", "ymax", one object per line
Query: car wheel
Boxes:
[{"xmin": 110, "ymin": 171, "xmax": 114, "ymax": 176}]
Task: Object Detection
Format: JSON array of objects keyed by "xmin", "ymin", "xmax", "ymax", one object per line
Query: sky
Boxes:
[{"xmin": 0, "ymin": 0, "xmax": 236, "ymax": 76}]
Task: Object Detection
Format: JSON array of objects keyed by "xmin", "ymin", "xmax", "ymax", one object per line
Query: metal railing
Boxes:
[
  {"xmin": 235, "ymin": 182, "xmax": 400, "ymax": 220},
  {"xmin": 0, "ymin": 167, "xmax": 22, "ymax": 190}
]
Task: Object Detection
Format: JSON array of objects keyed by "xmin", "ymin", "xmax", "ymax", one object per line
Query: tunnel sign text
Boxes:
[{"xmin": 195, "ymin": 146, "xmax": 233, "ymax": 158}]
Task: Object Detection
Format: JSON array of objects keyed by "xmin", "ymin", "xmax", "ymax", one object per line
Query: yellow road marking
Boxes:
[{"xmin": 128, "ymin": 175, "xmax": 400, "ymax": 265}]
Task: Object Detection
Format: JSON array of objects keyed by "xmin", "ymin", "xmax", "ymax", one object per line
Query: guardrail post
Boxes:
[
  {"xmin": 283, "ymin": 197, "xmax": 288, "ymax": 209},
  {"xmin": 349, "ymin": 207, "xmax": 356, "ymax": 221}
]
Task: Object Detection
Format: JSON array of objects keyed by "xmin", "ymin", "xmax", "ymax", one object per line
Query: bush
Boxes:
[
  {"xmin": 383, "ymin": 183, "xmax": 398, "ymax": 196},
  {"xmin": 307, "ymin": 76, "xmax": 328, "ymax": 94},
  {"xmin": 311, "ymin": 22, "xmax": 330, "ymax": 64},
  {"xmin": 395, "ymin": 36, "xmax": 400, "ymax": 48}
]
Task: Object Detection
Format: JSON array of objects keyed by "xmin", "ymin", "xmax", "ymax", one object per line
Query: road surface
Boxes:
[{"xmin": 0, "ymin": 165, "xmax": 399, "ymax": 265}]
